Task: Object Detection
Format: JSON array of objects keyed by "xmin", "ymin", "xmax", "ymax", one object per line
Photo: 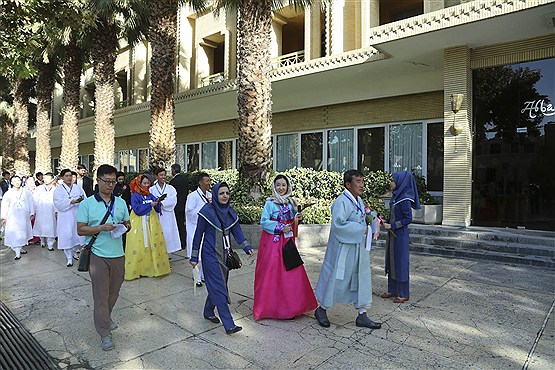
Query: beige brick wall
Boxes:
[
  {"xmin": 176, "ymin": 120, "xmax": 237, "ymax": 143},
  {"xmin": 274, "ymin": 91, "xmax": 443, "ymax": 133},
  {"xmin": 471, "ymin": 35, "xmax": 555, "ymax": 69},
  {"xmin": 443, "ymin": 46, "xmax": 472, "ymax": 227}
]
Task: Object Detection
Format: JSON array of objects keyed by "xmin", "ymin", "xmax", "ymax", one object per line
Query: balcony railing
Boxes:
[
  {"xmin": 271, "ymin": 50, "xmax": 305, "ymax": 70},
  {"xmin": 200, "ymin": 72, "xmax": 226, "ymax": 87}
]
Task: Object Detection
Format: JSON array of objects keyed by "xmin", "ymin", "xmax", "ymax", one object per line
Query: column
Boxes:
[{"xmin": 443, "ymin": 46, "xmax": 473, "ymax": 227}]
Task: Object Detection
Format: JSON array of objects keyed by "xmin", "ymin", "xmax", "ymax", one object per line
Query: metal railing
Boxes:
[
  {"xmin": 271, "ymin": 50, "xmax": 305, "ymax": 70},
  {"xmin": 200, "ymin": 72, "xmax": 226, "ymax": 87}
]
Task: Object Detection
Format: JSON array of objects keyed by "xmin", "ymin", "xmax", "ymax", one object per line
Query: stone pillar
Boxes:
[
  {"xmin": 424, "ymin": 0, "xmax": 445, "ymax": 13},
  {"xmin": 443, "ymin": 46, "xmax": 473, "ymax": 227},
  {"xmin": 329, "ymin": 0, "xmax": 344, "ymax": 55},
  {"xmin": 304, "ymin": 2, "xmax": 321, "ymax": 61},
  {"xmin": 132, "ymin": 41, "xmax": 149, "ymax": 103},
  {"xmin": 369, "ymin": 0, "xmax": 380, "ymax": 28},
  {"xmin": 225, "ymin": 9, "xmax": 237, "ymax": 79},
  {"xmin": 176, "ymin": 5, "xmax": 192, "ymax": 92},
  {"xmin": 360, "ymin": 0, "xmax": 371, "ymax": 48}
]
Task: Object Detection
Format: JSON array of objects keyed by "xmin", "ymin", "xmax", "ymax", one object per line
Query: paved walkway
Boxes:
[{"xmin": 0, "ymin": 239, "xmax": 553, "ymax": 369}]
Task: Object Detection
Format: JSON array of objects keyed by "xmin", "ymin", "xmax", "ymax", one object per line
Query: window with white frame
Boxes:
[
  {"xmin": 275, "ymin": 134, "xmax": 298, "ymax": 171},
  {"xmin": 186, "ymin": 143, "xmax": 200, "ymax": 172},
  {"xmin": 117, "ymin": 149, "xmax": 138, "ymax": 173},
  {"xmin": 270, "ymin": 121, "xmax": 442, "ymax": 187},
  {"xmin": 389, "ymin": 123, "xmax": 423, "ymax": 175},
  {"xmin": 184, "ymin": 140, "xmax": 235, "ymax": 172},
  {"xmin": 327, "ymin": 129, "xmax": 354, "ymax": 172},
  {"xmin": 301, "ymin": 132, "xmax": 323, "ymax": 170},
  {"xmin": 202, "ymin": 142, "xmax": 217, "ymax": 169},
  {"xmin": 176, "ymin": 144, "xmax": 186, "ymax": 170},
  {"xmin": 358, "ymin": 126, "xmax": 385, "ymax": 172}
]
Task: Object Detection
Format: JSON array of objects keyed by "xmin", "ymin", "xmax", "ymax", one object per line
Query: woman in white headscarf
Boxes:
[{"xmin": 253, "ymin": 174, "xmax": 317, "ymax": 321}]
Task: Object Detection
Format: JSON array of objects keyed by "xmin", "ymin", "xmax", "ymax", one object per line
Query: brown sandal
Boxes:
[
  {"xmin": 380, "ymin": 293, "xmax": 397, "ymax": 299},
  {"xmin": 393, "ymin": 297, "xmax": 409, "ymax": 303}
]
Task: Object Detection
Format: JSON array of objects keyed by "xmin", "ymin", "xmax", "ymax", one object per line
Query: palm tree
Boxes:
[
  {"xmin": 214, "ymin": 0, "xmax": 315, "ymax": 195},
  {"xmin": 59, "ymin": 39, "xmax": 84, "ymax": 171},
  {"xmin": 148, "ymin": 0, "xmax": 179, "ymax": 170},
  {"xmin": 13, "ymin": 77, "xmax": 34, "ymax": 175},
  {"xmin": 89, "ymin": 0, "xmax": 148, "ymax": 174},
  {"xmin": 0, "ymin": 101, "xmax": 15, "ymax": 173},
  {"xmin": 35, "ymin": 60, "xmax": 57, "ymax": 173},
  {"xmin": 148, "ymin": 0, "xmax": 204, "ymax": 170},
  {"xmin": 90, "ymin": 18, "xmax": 118, "ymax": 172}
]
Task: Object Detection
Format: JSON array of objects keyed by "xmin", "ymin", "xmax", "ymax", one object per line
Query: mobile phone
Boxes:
[{"xmin": 158, "ymin": 193, "xmax": 167, "ymax": 201}]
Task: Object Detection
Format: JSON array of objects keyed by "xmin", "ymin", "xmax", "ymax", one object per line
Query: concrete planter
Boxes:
[
  {"xmin": 412, "ymin": 204, "xmax": 443, "ymax": 225},
  {"xmin": 233, "ymin": 224, "xmax": 331, "ymax": 249}
]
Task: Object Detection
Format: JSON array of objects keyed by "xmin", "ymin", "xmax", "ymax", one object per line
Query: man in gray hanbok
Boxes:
[{"xmin": 314, "ymin": 169, "xmax": 381, "ymax": 329}]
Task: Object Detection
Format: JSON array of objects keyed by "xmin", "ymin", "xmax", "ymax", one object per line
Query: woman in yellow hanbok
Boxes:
[{"xmin": 125, "ymin": 175, "xmax": 171, "ymax": 280}]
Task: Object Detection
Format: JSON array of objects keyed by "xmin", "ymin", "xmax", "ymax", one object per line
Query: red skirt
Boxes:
[{"xmin": 253, "ymin": 230, "xmax": 317, "ymax": 320}]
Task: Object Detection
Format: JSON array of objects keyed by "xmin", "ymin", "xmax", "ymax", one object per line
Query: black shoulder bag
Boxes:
[
  {"xmin": 212, "ymin": 205, "xmax": 242, "ymax": 270},
  {"xmin": 78, "ymin": 200, "xmax": 114, "ymax": 272}
]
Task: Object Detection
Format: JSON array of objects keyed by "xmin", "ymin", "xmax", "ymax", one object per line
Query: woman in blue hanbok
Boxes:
[
  {"xmin": 190, "ymin": 182, "xmax": 254, "ymax": 334},
  {"xmin": 381, "ymin": 171, "xmax": 420, "ymax": 303}
]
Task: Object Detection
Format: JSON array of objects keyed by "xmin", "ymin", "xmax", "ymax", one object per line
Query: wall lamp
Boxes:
[{"xmin": 449, "ymin": 94, "xmax": 464, "ymax": 136}]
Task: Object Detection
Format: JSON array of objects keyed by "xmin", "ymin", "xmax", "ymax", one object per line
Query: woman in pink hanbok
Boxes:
[{"xmin": 253, "ymin": 175, "xmax": 317, "ymax": 320}]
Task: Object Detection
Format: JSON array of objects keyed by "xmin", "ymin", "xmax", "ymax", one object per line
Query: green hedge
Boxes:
[
  {"xmin": 124, "ymin": 168, "xmax": 435, "ymax": 224},
  {"xmin": 184, "ymin": 168, "xmax": 391, "ymax": 224}
]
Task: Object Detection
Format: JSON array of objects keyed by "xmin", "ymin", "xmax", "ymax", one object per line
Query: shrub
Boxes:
[
  {"xmin": 414, "ymin": 174, "xmax": 440, "ymax": 205},
  {"xmin": 182, "ymin": 168, "xmax": 395, "ymax": 224}
]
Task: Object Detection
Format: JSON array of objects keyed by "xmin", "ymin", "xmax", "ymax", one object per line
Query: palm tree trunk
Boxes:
[
  {"xmin": 91, "ymin": 21, "xmax": 117, "ymax": 173},
  {"xmin": 237, "ymin": 0, "xmax": 273, "ymax": 195},
  {"xmin": 148, "ymin": 0, "xmax": 178, "ymax": 171},
  {"xmin": 0, "ymin": 103, "xmax": 15, "ymax": 174},
  {"xmin": 35, "ymin": 61, "xmax": 56, "ymax": 173},
  {"xmin": 60, "ymin": 40, "xmax": 83, "ymax": 171},
  {"xmin": 13, "ymin": 78, "xmax": 33, "ymax": 175}
]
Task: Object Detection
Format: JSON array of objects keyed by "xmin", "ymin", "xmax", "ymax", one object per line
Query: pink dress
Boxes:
[{"xmin": 253, "ymin": 201, "xmax": 318, "ymax": 320}]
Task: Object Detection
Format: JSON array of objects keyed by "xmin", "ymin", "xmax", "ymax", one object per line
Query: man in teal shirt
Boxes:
[{"xmin": 77, "ymin": 164, "xmax": 130, "ymax": 351}]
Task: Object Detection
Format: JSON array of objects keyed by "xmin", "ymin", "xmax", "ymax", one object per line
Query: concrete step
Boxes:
[
  {"xmin": 408, "ymin": 224, "xmax": 555, "ymax": 247},
  {"xmin": 408, "ymin": 234, "xmax": 554, "ymax": 257},
  {"xmin": 410, "ymin": 243, "xmax": 555, "ymax": 269},
  {"xmin": 374, "ymin": 225, "xmax": 555, "ymax": 268}
]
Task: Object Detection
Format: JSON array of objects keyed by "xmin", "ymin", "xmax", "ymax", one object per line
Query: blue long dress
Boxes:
[
  {"xmin": 385, "ymin": 171, "xmax": 420, "ymax": 299},
  {"xmin": 190, "ymin": 183, "xmax": 252, "ymax": 331}
]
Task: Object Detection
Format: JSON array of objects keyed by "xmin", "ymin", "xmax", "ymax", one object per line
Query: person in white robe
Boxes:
[
  {"xmin": 314, "ymin": 169, "xmax": 381, "ymax": 330},
  {"xmin": 32, "ymin": 172, "xmax": 57, "ymax": 251},
  {"xmin": 150, "ymin": 167, "xmax": 181, "ymax": 254},
  {"xmin": 54, "ymin": 169, "xmax": 86, "ymax": 267},
  {"xmin": 1, "ymin": 176, "xmax": 34, "ymax": 260},
  {"xmin": 185, "ymin": 172, "xmax": 211, "ymax": 286}
]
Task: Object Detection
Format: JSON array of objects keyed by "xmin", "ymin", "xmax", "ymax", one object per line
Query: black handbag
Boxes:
[
  {"xmin": 283, "ymin": 238, "xmax": 303, "ymax": 271},
  {"xmin": 213, "ymin": 205, "xmax": 242, "ymax": 270},
  {"xmin": 78, "ymin": 200, "xmax": 114, "ymax": 272}
]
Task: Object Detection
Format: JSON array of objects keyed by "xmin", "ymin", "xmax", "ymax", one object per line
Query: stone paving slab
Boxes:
[{"xmin": 1, "ymin": 239, "xmax": 554, "ymax": 369}]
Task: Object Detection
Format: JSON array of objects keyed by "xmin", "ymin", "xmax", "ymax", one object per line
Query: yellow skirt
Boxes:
[{"xmin": 125, "ymin": 209, "xmax": 171, "ymax": 280}]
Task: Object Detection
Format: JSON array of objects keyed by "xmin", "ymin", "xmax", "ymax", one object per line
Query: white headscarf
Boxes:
[{"xmin": 269, "ymin": 175, "xmax": 297, "ymax": 208}]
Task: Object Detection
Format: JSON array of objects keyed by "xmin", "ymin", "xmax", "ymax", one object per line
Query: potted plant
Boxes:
[{"xmin": 412, "ymin": 175, "xmax": 442, "ymax": 225}]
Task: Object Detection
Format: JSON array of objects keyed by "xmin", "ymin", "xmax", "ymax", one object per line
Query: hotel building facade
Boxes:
[{"xmin": 44, "ymin": 0, "xmax": 554, "ymax": 231}]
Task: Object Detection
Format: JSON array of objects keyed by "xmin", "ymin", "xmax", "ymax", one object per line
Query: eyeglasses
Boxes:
[{"xmin": 98, "ymin": 178, "xmax": 117, "ymax": 185}]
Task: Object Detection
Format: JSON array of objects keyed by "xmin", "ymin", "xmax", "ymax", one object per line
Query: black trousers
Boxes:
[{"xmin": 174, "ymin": 211, "xmax": 187, "ymax": 250}]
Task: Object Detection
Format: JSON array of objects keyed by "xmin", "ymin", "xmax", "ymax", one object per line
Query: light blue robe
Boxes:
[{"xmin": 315, "ymin": 190, "xmax": 372, "ymax": 310}]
